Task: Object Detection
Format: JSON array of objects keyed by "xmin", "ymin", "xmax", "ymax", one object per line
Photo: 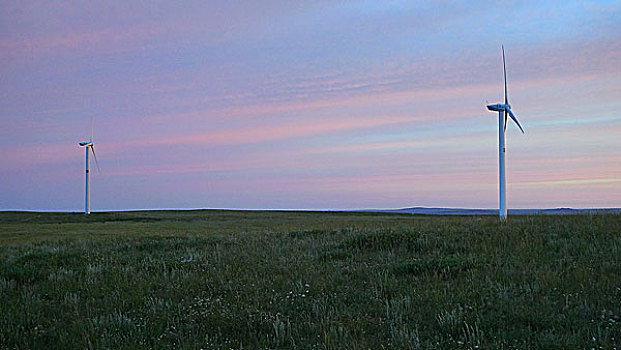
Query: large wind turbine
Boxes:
[
  {"xmin": 486, "ymin": 46, "xmax": 524, "ymax": 221},
  {"xmin": 78, "ymin": 122, "xmax": 100, "ymax": 214}
]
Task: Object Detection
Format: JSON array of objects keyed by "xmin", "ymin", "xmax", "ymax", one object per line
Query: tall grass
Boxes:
[{"xmin": 1, "ymin": 211, "xmax": 619, "ymax": 349}]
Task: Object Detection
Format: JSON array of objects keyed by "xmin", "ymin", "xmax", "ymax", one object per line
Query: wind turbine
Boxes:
[
  {"xmin": 78, "ymin": 121, "xmax": 100, "ymax": 214},
  {"xmin": 486, "ymin": 46, "xmax": 524, "ymax": 221}
]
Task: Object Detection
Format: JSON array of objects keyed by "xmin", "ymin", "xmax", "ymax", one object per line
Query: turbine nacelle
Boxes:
[
  {"xmin": 79, "ymin": 141, "xmax": 93, "ymax": 147},
  {"xmin": 486, "ymin": 103, "xmax": 508, "ymax": 112},
  {"xmin": 487, "ymin": 103, "xmax": 524, "ymax": 133}
]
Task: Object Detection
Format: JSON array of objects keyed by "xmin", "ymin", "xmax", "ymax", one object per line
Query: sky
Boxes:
[{"xmin": 1, "ymin": 1, "xmax": 620, "ymax": 211}]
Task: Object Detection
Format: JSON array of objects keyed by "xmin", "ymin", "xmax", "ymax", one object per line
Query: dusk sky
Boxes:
[{"xmin": 1, "ymin": 1, "xmax": 620, "ymax": 211}]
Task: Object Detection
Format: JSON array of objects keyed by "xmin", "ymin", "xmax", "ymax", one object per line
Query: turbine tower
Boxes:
[
  {"xmin": 486, "ymin": 46, "xmax": 524, "ymax": 221},
  {"xmin": 78, "ymin": 122, "xmax": 100, "ymax": 214}
]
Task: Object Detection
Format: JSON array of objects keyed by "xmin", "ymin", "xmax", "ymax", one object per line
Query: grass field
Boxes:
[{"xmin": 0, "ymin": 210, "xmax": 619, "ymax": 349}]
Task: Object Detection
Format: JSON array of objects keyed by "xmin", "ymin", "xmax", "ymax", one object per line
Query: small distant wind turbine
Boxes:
[
  {"xmin": 486, "ymin": 46, "xmax": 524, "ymax": 221},
  {"xmin": 78, "ymin": 121, "xmax": 100, "ymax": 214}
]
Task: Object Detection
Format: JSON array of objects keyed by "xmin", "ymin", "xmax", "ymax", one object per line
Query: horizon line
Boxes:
[{"xmin": 2, "ymin": 206, "xmax": 620, "ymax": 213}]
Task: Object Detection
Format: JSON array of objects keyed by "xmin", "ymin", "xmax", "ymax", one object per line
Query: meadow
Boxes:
[{"xmin": 0, "ymin": 210, "xmax": 619, "ymax": 349}]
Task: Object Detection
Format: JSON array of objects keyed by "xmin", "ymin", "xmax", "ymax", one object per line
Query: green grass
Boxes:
[{"xmin": 0, "ymin": 210, "xmax": 619, "ymax": 349}]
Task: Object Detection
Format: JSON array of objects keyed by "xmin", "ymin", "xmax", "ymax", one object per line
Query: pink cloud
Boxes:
[{"xmin": 120, "ymin": 114, "xmax": 417, "ymax": 150}]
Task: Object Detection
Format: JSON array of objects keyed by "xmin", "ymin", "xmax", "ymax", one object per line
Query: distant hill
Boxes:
[{"xmin": 367, "ymin": 207, "xmax": 621, "ymax": 215}]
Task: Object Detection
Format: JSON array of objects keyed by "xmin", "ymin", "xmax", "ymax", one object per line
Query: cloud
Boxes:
[{"xmin": 515, "ymin": 178, "xmax": 621, "ymax": 188}]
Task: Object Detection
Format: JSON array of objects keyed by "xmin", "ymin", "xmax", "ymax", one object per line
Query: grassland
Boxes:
[{"xmin": 0, "ymin": 210, "xmax": 619, "ymax": 349}]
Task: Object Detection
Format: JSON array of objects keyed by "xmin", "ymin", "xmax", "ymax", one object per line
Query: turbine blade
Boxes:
[
  {"xmin": 502, "ymin": 45, "xmax": 508, "ymax": 105},
  {"xmin": 507, "ymin": 108, "xmax": 525, "ymax": 133},
  {"xmin": 503, "ymin": 110, "xmax": 507, "ymax": 133},
  {"xmin": 90, "ymin": 119, "xmax": 94, "ymax": 142},
  {"xmin": 90, "ymin": 146, "xmax": 101, "ymax": 173}
]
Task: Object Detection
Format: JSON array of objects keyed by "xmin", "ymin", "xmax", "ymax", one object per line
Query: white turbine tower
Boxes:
[
  {"xmin": 486, "ymin": 46, "xmax": 524, "ymax": 221},
  {"xmin": 78, "ymin": 122, "xmax": 100, "ymax": 214}
]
